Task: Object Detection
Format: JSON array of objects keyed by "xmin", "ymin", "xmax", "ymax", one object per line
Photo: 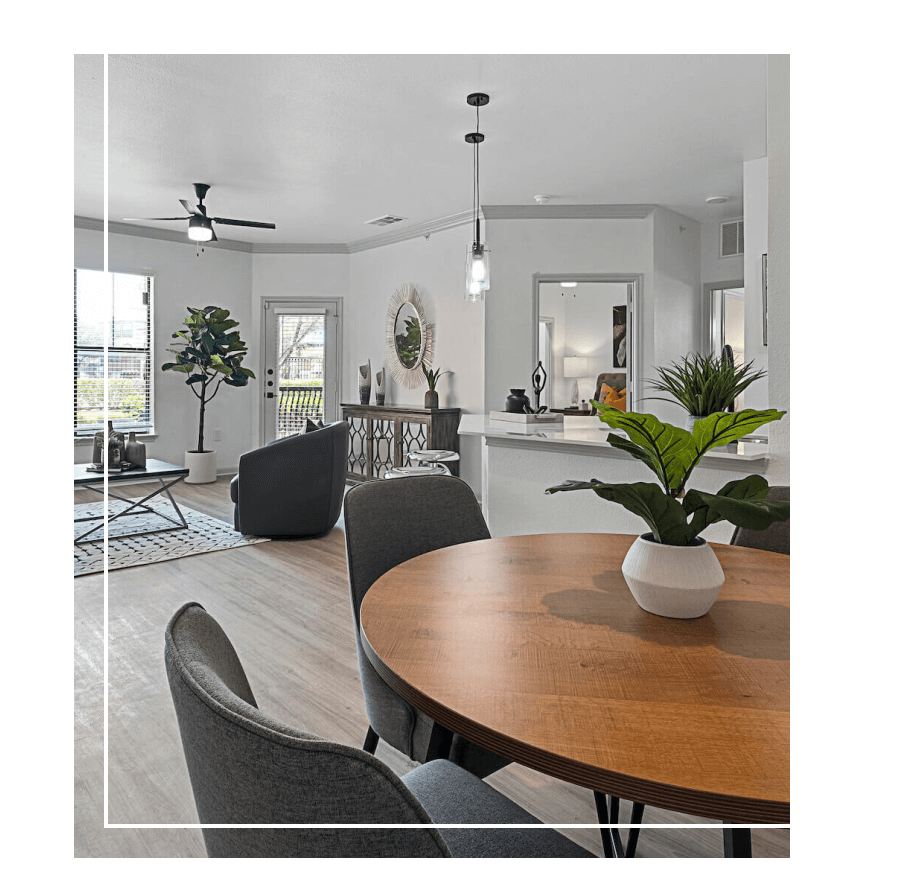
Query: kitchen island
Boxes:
[{"xmin": 459, "ymin": 413, "xmax": 769, "ymax": 539}]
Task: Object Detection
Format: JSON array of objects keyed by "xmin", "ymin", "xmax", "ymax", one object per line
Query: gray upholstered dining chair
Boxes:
[
  {"xmin": 230, "ymin": 420, "xmax": 349, "ymax": 537},
  {"xmin": 343, "ymin": 475, "xmax": 509, "ymax": 779},
  {"xmin": 730, "ymin": 485, "xmax": 790, "ymax": 555},
  {"xmin": 165, "ymin": 602, "xmax": 593, "ymax": 858}
]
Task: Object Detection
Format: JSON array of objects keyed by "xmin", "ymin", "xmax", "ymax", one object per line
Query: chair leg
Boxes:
[{"xmin": 363, "ymin": 725, "xmax": 379, "ymax": 754}]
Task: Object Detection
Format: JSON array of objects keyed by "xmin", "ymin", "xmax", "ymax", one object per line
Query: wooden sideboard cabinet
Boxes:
[{"xmin": 340, "ymin": 403, "xmax": 461, "ymax": 483}]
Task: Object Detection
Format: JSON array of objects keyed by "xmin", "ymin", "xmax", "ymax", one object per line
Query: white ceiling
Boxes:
[{"xmin": 74, "ymin": 54, "xmax": 768, "ymax": 246}]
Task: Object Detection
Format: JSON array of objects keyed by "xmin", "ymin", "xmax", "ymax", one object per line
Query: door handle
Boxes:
[{"xmin": 266, "ymin": 392, "xmax": 274, "ymax": 399}]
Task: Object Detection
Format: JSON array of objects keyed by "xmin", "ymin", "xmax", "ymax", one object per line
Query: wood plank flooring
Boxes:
[{"xmin": 74, "ymin": 476, "xmax": 789, "ymax": 858}]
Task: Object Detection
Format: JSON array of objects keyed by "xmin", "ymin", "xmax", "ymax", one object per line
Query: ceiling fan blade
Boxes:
[
  {"xmin": 179, "ymin": 199, "xmax": 203, "ymax": 215},
  {"xmin": 211, "ymin": 217, "xmax": 276, "ymax": 229},
  {"xmin": 123, "ymin": 216, "xmax": 191, "ymax": 221},
  {"xmin": 209, "ymin": 227, "xmax": 218, "ymax": 242}
]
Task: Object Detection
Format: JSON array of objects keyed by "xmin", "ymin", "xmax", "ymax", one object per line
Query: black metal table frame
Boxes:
[{"xmin": 74, "ymin": 474, "xmax": 189, "ymax": 545}]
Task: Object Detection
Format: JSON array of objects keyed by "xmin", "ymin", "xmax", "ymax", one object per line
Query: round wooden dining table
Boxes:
[{"xmin": 360, "ymin": 533, "xmax": 789, "ymax": 826}]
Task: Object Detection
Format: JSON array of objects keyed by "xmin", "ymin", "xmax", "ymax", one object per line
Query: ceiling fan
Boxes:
[{"xmin": 124, "ymin": 183, "xmax": 276, "ymax": 242}]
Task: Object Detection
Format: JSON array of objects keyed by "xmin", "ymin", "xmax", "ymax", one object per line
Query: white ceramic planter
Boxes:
[
  {"xmin": 184, "ymin": 450, "xmax": 217, "ymax": 484},
  {"xmin": 621, "ymin": 534, "xmax": 725, "ymax": 619}
]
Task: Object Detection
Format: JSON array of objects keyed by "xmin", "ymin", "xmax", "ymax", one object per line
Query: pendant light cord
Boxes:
[{"xmin": 472, "ymin": 103, "xmax": 481, "ymax": 242}]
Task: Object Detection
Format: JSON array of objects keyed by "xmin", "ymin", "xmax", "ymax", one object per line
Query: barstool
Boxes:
[{"xmin": 384, "ymin": 449, "xmax": 460, "ymax": 478}]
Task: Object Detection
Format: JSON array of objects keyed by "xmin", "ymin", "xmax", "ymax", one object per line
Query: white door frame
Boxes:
[{"xmin": 258, "ymin": 297, "xmax": 343, "ymax": 446}]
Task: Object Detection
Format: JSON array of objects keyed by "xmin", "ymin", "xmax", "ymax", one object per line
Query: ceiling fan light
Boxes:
[{"xmin": 188, "ymin": 216, "xmax": 213, "ymax": 242}]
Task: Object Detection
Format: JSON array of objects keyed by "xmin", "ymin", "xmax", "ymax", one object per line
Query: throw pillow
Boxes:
[
  {"xmin": 605, "ymin": 389, "xmax": 627, "ymax": 411},
  {"xmin": 305, "ymin": 419, "xmax": 326, "ymax": 434}
]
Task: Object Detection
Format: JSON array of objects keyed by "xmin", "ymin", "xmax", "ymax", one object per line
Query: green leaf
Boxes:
[
  {"xmin": 690, "ymin": 409, "xmax": 786, "ymax": 450},
  {"xmin": 209, "ymin": 354, "xmax": 230, "ymax": 374},
  {"xmin": 186, "ymin": 373, "xmax": 206, "ymax": 385},
  {"xmin": 593, "ymin": 405, "xmax": 696, "ymax": 493},
  {"xmin": 241, "ymin": 367, "xmax": 256, "ymax": 379},
  {"xmin": 683, "ymin": 479, "xmax": 790, "ymax": 541},
  {"xmin": 546, "ymin": 479, "xmax": 692, "ymax": 544}
]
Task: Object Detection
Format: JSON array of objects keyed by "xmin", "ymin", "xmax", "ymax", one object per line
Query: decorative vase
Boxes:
[
  {"xmin": 125, "ymin": 431, "xmax": 146, "ymax": 468},
  {"xmin": 685, "ymin": 415, "xmax": 703, "ymax": 432},
  {"xmin": 425, "ymin": 389, "xmax": 439, "ymax": 409},
  {"xmin": 375, "ymin": 369, "xmax": 386, "ymax": 406},
  {"xmin": 107, "ymin": 421, "xmax": 125, "ymax": 468},
  {"xmin": 571, "ymin": 379, "xmax": 580, "ymax": 407},
  {"xmin": 91, "ymin": 430, "xmax": 105, "ymax": 467},
  {"xmin": 505, "ymin": 389, "xmax": 530, "ymax": 413},
  {"xmin": 621, "ymin": 533, "xmax": 725, "ymax": 619},
  {"xmin": 184, "ymin": 450, "xmax": 217, "ymax": 484},
  {"xmin": 359, "ymin": 360, "xmax": 371, "ymax": 405}
]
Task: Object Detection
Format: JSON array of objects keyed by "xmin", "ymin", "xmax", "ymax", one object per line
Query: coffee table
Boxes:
[
  {"xmin": 360, "ymin": 533, "xmax": 789, "ymax": 857},
  {"xmin": 74, "ymin": 459, "xmax": 190, "ymax": 545}
]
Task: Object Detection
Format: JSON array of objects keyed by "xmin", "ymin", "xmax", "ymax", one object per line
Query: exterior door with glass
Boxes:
[{"xmin": 261, "ymin": 299, "xmax": 341, "ymax": 445}]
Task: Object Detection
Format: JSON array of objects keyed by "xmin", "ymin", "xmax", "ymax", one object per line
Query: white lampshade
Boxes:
[
  {"xmin": 564, "ymin": 357, "xmax": 602, "ymax": 377},
  {"xmin": 188, "ymin": 216, "xmax": 214, "ymax": 242},
  {"xmin": 465, "ymin": 242, "xmax": 490, "ymax": 302}
]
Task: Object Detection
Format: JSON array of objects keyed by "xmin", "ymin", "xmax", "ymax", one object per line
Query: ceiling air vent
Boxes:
[
  {"xmin": 720, "ymin": 220, "xmax": 744, "ymax": 258},
  {"xmin": 365, "ymin": 215, "xmax": 407, "ymax": 227}
]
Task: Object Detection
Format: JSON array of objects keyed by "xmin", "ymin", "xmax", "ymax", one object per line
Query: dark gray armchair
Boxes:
[
  {"xmin": 165, "ymin": 602, "xmax": 593, "ymax": 858},
  {"xmin": 230, "ymin": 420, "xmax": 349, "ymax": 537},
  {"xmin": 343, "ymin": 475, "xmax": 509, "ymax": 779}
]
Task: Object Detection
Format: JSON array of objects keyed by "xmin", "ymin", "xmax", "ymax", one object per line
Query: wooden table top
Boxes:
[{"xmin": 361, "ymin": 533, "xmax": 789, "ymax": 824}]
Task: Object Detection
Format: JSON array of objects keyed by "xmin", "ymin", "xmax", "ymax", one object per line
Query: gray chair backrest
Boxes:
[
  {"xmin": 343, "ymin": 476, "xmax": 491, "ymax": 761},
  {"xmin": 730, "ymin": 484, "xmax": 790, "ymax": 555},
  {"xmin": 344, "ymin": 475, "xmax": 491, "ymax": 627},
  {"xmin": 165, "ymin": 602, "xmax": 451, "ymax": 858}
]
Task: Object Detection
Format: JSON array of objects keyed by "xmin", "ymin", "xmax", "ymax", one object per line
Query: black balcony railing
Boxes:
[{"xmin": 278, "ymin": 385, "xmax": 324, "ymax": 437}]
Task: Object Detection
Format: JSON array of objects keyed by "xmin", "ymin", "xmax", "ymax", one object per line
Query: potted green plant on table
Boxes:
[
  {"xmin": 423, "ymin": 366, "xmax": 443, "ymax": 408},
  {"xmin": 546, "ymin": 405, "xmax": 789, "ymax": 619},
  {"xmin": 162, "ymin": 306, "xmax": 255, "ymax": 484},
  {"xmin": 646, "ymin": 352, "xmax": 767, "ymax": 430}
]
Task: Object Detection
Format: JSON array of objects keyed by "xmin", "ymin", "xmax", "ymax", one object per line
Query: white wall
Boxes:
[
  {"xmin": 765, "ymin": 56, "xmax": 789, "ymax": 485},
  {"xmin": 250, "ymin": 226, "xmax": 485, "ymax": 494},
  {"xmin": 346, "ymin": 225, "xmax": 485, "ymax": 494},
  {"xmin": 484, "ymin": 218, "xmax": 654, "ymax": 417},
  {"xmin": 743, "ymin": 156, "xmax": 770, "ymax": 410},
  {"xmin": 649, "ymin": 207, "xmax": 702, "ymax": 424},
  {"xmin": 701, "ymin": 221, "xmax": 744, "ymax": 288},
  {"xmin": 74, "ymin": 229, "xmax": 254, "ymax": 472}
]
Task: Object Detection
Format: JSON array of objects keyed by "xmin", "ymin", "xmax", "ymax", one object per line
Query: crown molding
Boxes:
[
  {"xmin": 481, "ymin": 204, "xmax": 656, "ymax": 220},
  {"xmin": 74, "ymin": 204, "xmax": 656, "ymax": 254},
  {"xmin": 346, "ymin": 210, "xmax": 472, "ymax": 253},
  {"xmin": 249, "ymin": 242, "xmax": 349, "ymax": 254}
]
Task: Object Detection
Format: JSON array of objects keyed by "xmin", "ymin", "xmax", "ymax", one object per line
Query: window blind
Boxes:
[{"xmin": 74, "ymin": 268, "xmax": 154, "ymax": 436}]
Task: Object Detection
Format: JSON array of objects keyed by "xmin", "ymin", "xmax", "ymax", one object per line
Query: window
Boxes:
[{"xmin": 74, "ymin": 268, "xmax": 154, "ymax": 436}]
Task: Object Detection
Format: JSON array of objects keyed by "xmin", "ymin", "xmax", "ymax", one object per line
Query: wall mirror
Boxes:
[
  {"xmin": 532, "ymin": 274, "xmax": 639, "ymax": 412},
  {"xmin": 386, "ymin": 282, "xmax": 433, "ymax": 387}
]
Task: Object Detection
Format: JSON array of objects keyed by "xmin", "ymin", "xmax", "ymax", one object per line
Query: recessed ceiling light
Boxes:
[
  {"xmin": 705, "ymin": 196, "xmax": 729, "ymax": 205},
  {"xmin": 560, "ymin": 281, "xmax": 577, "ymax": 288},
  {"xmin": 534, "ymin": 195, "xmax": 550, "ymax": 205}
]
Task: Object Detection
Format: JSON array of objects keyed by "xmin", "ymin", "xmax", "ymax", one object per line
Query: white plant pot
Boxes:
[
  {"xmin": 184, "ymin": 450, "xmax": 217, "ymax": 484},
  {"xmin": 621, "ymin": 533, "xmax": 725, "ymax": 619}
]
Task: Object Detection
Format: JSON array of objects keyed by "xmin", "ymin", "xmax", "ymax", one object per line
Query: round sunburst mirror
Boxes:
[{"xmin": 385, "ymin": 283, "xmax": 433, "ymax": 387}]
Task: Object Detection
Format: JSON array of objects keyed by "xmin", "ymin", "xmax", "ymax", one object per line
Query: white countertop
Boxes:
[{"xmin": 459, "ymin": 413, "xmax": 769, "ymax": 463}]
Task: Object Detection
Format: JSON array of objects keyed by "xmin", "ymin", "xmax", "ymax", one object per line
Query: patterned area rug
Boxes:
[{"xmin": 74, "ymin": 499, "xmax": 269, "ymax": 576}]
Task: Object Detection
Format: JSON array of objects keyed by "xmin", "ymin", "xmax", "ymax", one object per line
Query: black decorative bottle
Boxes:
[{"xmin": 505, "ymin": 389, "xmax": 530, "ymax": 413}]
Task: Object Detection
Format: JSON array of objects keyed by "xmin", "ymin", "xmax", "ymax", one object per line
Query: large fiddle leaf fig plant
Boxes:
[
  {"xmin": 546, "ymin": 404, "xmax": 790, "ymax": 546},
  {"xmin": 161, "ymin": 306, "xmax": 255, "ymax": 452}
]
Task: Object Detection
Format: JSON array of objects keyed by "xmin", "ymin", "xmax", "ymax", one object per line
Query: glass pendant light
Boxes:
[{"xmin": 464, "ymin": 93, "xmax": 490, "ymax": 302}]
